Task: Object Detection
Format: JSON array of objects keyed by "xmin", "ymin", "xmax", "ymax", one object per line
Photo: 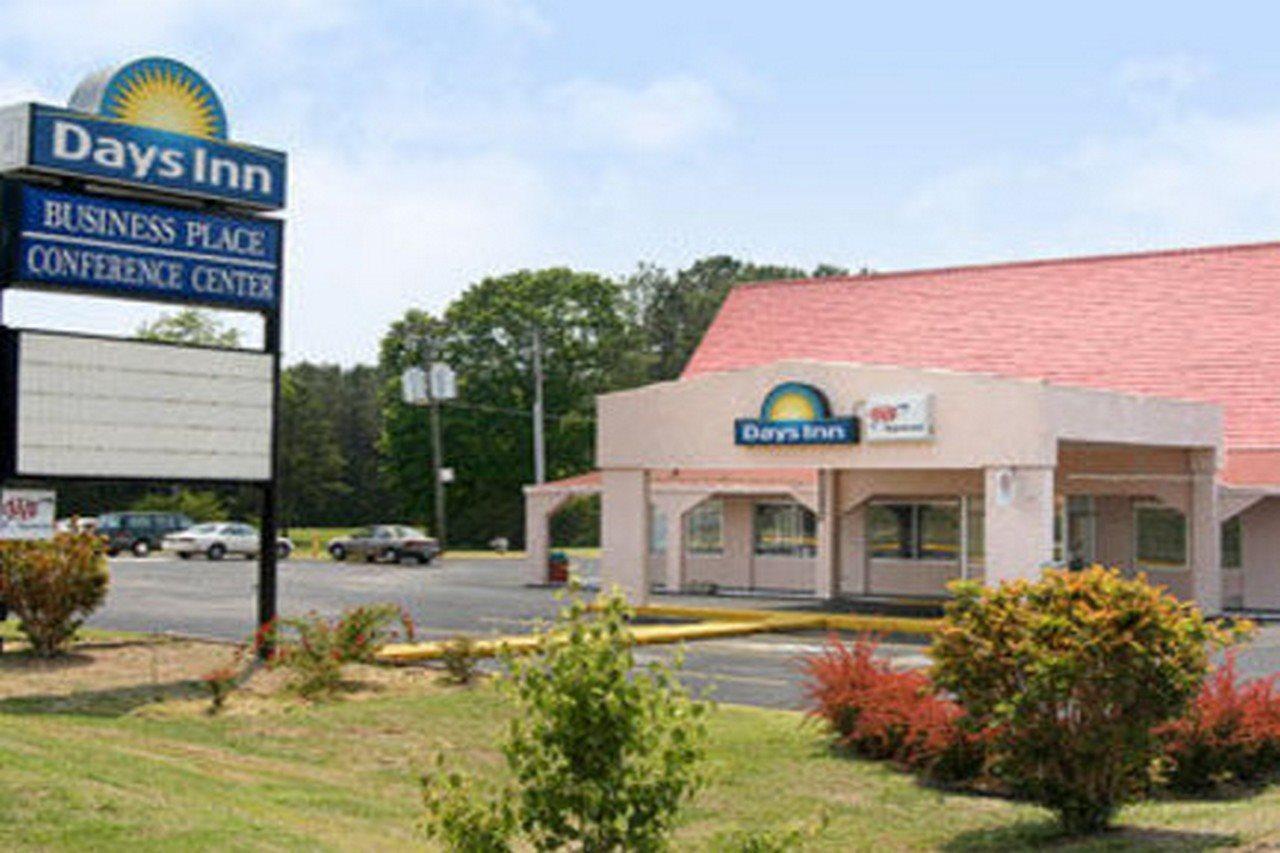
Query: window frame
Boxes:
[
  {"xmin": 866, "ymin": 499, "xmax": 962, "ymax": 563},
  {"xmin": 685, "ymin": 500, "xmax": 725, "ymax": 556},
  {"xmin": 751, "ymin": 500, "xmax": 817, "ymax": 559},
  {"xmin": 1222, "ymin": 515, "xmax": 1243, "ymax": 570}
]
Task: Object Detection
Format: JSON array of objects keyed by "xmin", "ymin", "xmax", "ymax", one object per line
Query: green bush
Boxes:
[
  {"xmin": 440, "ymin": 634, "xmax": 480, "ymax": 685},
  {"xmin": 422, "ymin": 588, "xmax": 710, "ymax": 851},
  {"xmin": 0, "ymin": 532, "xmax": 108, "ymax": 657},
  {"xmin": 131, "ymin": 489, "xmax": 228, "ymax": 522},
  {"xmin": 930, "ymin": 567, "xmax": 1232, "ymax": 834}
]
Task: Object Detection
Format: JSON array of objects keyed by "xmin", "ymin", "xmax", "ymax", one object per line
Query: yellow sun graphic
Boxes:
[
  {"xmin": 101, "ymin": 60, "xmax": 226, "ymax": 139},
  {"xmin": 765, "ymin": 394, "xmax": 819, "ymax": 421}
]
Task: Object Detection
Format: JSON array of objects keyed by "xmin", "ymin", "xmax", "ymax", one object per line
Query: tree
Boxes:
[
  {"xmin": 379, "ymin": 271, "xmax": 647, "ymax": 546},
  {"xmin": 135, "ymin": 309, "xmax": 243, "ymax": 347},
  {"xmin": 278, "ymin": 365, "xmax": 348, "ymax": 527},
  {"xmin": 628, "ymin": 257, "xmax": 848, "ymax": 380}
]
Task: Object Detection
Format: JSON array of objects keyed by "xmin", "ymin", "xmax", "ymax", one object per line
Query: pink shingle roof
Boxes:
[{"xmin": 683, "ymin": 242, "xmax": 1280, "ymax": 485}]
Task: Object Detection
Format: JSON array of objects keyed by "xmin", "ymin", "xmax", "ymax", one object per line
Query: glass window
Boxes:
[
  {"xmin": 1135, "ymin": 505, "xmax": 1187, "ymax": 569},
  {"xmin": 686, "ymin": 501, "xmax": 724, "ymax": 555},
  {"xmin": 918, "ymin": 504, "xmax": 960, "ymax": 560},
  {"xmin": 649, "ymin": 506, "xmax": 668, "ymax": 554},
  {"xmin": 868, "ymin": 504, "xmax": 914, "ymax": 558},
  {"xmin": 753, "ymin": 502, "xmax": 816, "ymax": 557},
  {"xmin": 1222, "ymin": 516, "xmax": 1243, "ymax": 570},
  {"xmin": 868, "ymin": 501, "xmax": 960, "ymax": 561}
]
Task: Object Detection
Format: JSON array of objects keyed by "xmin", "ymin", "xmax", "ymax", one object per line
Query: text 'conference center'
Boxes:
[{"xmin": 525, "ymin": 242, "xmax": 1280, "ymax": 614}]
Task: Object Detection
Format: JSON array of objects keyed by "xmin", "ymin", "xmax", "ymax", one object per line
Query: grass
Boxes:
[
  {"xmin": 1, "ymin": 641, "xmax": 1279, "ymax": 850},
  {"xmin": 279, "ymin": 527, "xmax": 599, "ymax": 562}
]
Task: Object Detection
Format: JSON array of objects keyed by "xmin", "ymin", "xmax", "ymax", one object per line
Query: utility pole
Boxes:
[
  {"xmin": 429, "ymin": 368, "xmax": 447, "ymax": 550},
  {"xmin": 531, "ymin": 327, "xmax": 546, "ymax": 485}
]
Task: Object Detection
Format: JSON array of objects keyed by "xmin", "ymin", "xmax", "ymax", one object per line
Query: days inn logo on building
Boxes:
[
  {"xmin": 70, "ymin": 57, "xmax": 229, "ymax": 140},
  {"xmin": 734, "ymin": 382, "xmax": 860, "ymax": 446}
]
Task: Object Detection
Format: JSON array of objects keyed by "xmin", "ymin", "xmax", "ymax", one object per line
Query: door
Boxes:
[{"xmin": 1062, "ymin": 496, "xmax": 1097, "ymax": 568}]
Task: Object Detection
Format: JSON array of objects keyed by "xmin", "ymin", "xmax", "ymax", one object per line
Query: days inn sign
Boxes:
[
  {"xmin": 734, "ymin": 382, "xmax": 860, "ymax": 446},
  {"xmin": 0, "ymin": 57, "xmax": 285, "ymax": 211}
]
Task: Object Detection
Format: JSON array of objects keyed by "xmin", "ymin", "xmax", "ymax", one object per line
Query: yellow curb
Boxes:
[{"xmin": 377, "ymin": 607, "xmax": 938, "ymax": 664}]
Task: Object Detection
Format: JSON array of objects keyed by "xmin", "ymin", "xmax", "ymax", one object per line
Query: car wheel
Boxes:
[
  {"xmin": 177, "ymin": 552, "xmax": 191, "ymax": 560},
  {"xmin": 329, "ymin": 544, "xmax": 347, "ymax": 561},
  {"xmin": 207, "ymin": 543, "xmax": 226, "ymax": 561},
  {"xmin": 382, "ymin": 548, "xmax": 400, "ymax": 564},
  {"xmin": 276, "ymin": 542, "xmax": 292, "ymax": 560},
  {"xmin": 416, "ymin": 553, "xmax": 432, "ymax": 565},
  {"xmin": 107, "ymin": 548, "xmax": 120, "ymax": 558},
  {"xmin": 131, "ymin": 539, "xmax": 151, "ymax": 558}
]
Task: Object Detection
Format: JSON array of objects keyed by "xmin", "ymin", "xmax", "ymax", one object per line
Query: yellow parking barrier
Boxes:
[{"xmin": 377, "ymin": 602, "xmax": 939, "ymax": 664}]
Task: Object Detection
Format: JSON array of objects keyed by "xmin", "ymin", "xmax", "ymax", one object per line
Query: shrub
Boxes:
[
  {"xmin": 272, "ymin": 604, "xmax": 402, "ymax": 698},
  {"xmin": 202, "ymin": 665, "xmax": 240, "ymax": 714},
  {"xmin": 802, "ymin": 634, "xmax": 987, "ymax": 784},
  {"xmin": 931, "ymin": 567, "xmax": 1232, "ymax": 834},
  {"xmin": 440, "ymin": 634, "xmax": 480, "ymax": 685},
  {"xmin": 0, "ymin": 532, "xmax": 108, "ymax": 657},
  {"xmin": 422, "ymin": 588, "xmax": 709, "ymax": 851},
  {"xmin": 1157, "ymin": 651, "xmax": 1280, "ymax": 793}
]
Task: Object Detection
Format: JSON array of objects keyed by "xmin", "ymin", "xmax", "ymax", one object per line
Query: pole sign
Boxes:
[
  {"xmin": 0, "ymin": 58, "xmax": 285, "ymax": 211},
  {"xmin": 734, "ymin": 382, "xmax": 859, "ymax": 446},
  {"xmin": 2, "ymin": 182, "xmax": 282, "ymax": 309},
  {"xmin": 0, "ymin": 488, "xmax": 55, "ymax": 540}
]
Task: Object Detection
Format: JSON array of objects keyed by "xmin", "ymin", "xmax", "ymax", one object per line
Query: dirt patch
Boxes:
[{"xmin": 0, "ymin": 637, "xmax": 448, "ymax": 714}]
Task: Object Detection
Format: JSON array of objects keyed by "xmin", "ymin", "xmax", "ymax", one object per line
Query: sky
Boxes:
[{"xmin": 2, "ymin": 1, "xmax": 1280, "ymax": 364}]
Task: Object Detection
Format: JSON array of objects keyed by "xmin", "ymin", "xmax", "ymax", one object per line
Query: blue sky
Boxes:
[{"xmin": 2, "ymin": 1, "xmax": 1279, "ymax": 363}]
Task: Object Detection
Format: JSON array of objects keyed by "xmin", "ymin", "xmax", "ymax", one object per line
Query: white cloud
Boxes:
[
  {"xmin": 898, "ymin": 109, "xmax": 1280, "ymax": 265},
  {"xmin": 1116, "ymin": 54, "xmax": 1212, "ymax": 117},
  {"xmin": 548, "ymin": 76, "xmax": 733, "ymax": 153}
]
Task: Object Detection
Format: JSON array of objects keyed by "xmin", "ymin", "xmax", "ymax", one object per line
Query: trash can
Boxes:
[{"xmin": 547, "ymin": 550, "xmax": 569, "ymax": 584}]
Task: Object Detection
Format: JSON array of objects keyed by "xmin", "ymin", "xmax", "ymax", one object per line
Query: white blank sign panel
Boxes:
[{"xmin": 15, "ymin": 332, "xmax": 273, "ymax": 481}]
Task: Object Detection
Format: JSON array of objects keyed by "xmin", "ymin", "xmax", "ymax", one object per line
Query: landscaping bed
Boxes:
[{"xmin": 2, "ymin": 633, "xmax": 1280, "ymax": 850}]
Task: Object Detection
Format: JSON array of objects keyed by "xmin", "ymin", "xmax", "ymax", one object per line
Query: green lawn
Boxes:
[{"xmin": 2, "ymin": 651, "xmax": 1279, "ymax": 851}]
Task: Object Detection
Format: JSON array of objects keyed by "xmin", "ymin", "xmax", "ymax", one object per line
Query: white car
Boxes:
[{"xmin": 162, "ymin": 522, "xmax": 293, "ymax": 561}]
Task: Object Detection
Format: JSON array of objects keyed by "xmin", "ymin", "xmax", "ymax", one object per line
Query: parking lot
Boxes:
[{"xmin": 88, "ymin": 555, "xmax": 1280, "ymax": 710}]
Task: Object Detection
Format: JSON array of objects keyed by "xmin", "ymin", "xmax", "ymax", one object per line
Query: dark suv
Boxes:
[{"xmin": 99, "ymin": 512, "xmax": 194, "ymax": 557}]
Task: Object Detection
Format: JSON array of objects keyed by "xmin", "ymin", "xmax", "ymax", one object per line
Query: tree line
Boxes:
[{"xmin": 58, "ymin": 256, "xmax": 851, "ymax": 546}]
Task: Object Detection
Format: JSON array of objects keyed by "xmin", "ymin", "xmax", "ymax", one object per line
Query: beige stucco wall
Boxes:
[{"xmin": 598, "ymin": 360, "xmax": 1221, "ymax": 472}]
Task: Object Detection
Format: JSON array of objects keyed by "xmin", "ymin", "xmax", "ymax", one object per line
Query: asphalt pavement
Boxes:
[{"xmin": 87, "ymin": 555, "xmax": 1280, "ymax": 710}]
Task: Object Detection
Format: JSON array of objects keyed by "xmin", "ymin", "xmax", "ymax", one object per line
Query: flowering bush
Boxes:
[
  {"xmin": 931, "ymin": 568, "xmax": 1232, "ymax": 834},
  {"xmin": 1157, "ymin": 651, "xmax": 1280, "ymax": 793},
  {"xmin": 802, "ymin": 634, "xmax": 986, "ymax": 784},
  {"xmin": 201, "ymin": 665, "xmax": 240, "ymax": 714},
  {"xmin": 0, "ymin": 532, "xmax": 108, "ymax": 657},
  {"xmin": 270, "ymin": 604, "xmax": 405, "ymax": 698}
]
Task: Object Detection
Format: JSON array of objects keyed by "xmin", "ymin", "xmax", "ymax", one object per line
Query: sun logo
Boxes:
[
  {"xmin": 69, "ymin": 57, "xmax": 228, "ymax": 140},
  {"xmin": 759, "ymin": 383, "xmax": 830, "ymax": 422}
]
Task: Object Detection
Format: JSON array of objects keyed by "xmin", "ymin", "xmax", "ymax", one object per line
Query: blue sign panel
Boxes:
[
  {"xmin": 8, "ymin": 183, "xmax": 282, "ymax": 310},
  {"xmin": 734, "ymin": 417, "xmax": 859, "ymax": 445},
  {"xmin": 25, "ymin": 105, "xmax": 286, "ymax": 210}
]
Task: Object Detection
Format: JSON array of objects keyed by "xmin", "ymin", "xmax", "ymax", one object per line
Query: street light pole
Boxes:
[{"xmin": 531, "ymin": 327, "xmax": 546, "ymax": 485}]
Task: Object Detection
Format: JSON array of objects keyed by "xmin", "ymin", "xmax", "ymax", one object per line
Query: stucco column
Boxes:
[
  {"xmin": 651, "ymin": 492, "xmax": 708, "ymax": 593},
  {"xmin": 814, "ymin": 470, "xmax": 840, "ymax": 599},
  {"xmin": 522, "ymin": 490, "xmax": 567, "ymax": 585},
  {"xmin": 601, "ymin": 468, "xmax": 651, "ymax": 603},
  {"xmin": 1189, "ymin": 451, "xmax": 1222, "ymax": 615},
  {"xmin": 984, "ymin": 465, "xmax": 1055, "ymax": 586}
]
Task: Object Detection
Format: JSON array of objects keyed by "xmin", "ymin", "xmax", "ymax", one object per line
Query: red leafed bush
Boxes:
[
  {"xmin": 1157, "ymin": 651, "xmax": 1280, "ymax": 793},
  {"xmin": 802, "ymin": 634, "xmax": 986, "ymax": 783}
]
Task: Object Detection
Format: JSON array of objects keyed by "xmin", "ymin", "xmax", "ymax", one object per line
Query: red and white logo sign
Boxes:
[
  {"xmin": 863, "ymin": 393, "xmax": 934, "ymax": 442},
  {"xmin": 0, "ymin": 489, "xmax": 55, "ymax": 540}
]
